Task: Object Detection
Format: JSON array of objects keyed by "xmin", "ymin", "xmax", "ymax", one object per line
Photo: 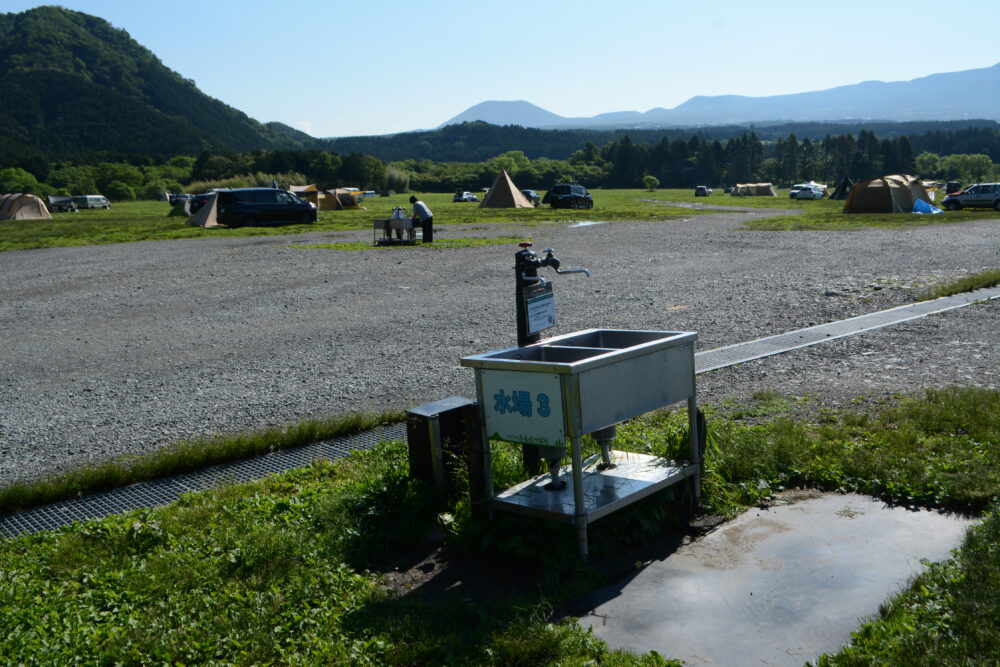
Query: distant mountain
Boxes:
[
  {"xmin": 0, "ymin": 6, "xmax": 319, "ymax": 160},
  {"xmin": 441, "ymin": 63, "xmax": 1000, "ymax": 130},
  {"xmin": 440, "ymin": 100, "xmax": 567, "ymax": 128}
]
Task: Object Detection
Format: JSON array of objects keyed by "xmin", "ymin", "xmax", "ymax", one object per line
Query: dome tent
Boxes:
[
  {"xmin": 0, "ymin": 193, "xmax": 51, "ymax": 220},
  {"xmin": 842, "ymin": 174, "xmax": 932, "ymax": 213}
]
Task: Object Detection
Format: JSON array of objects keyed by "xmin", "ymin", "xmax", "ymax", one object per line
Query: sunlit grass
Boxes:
[
  {"xmin": 918, "ymin": 268, "xmax": 1000, "ymax": 300},
  {"xmin": 0, "ymin": 386, "xmax": 996, "ymax": 664},
  {"xmin": 4, "ymin": 191, "xmax": 997, "ymax": 251}
]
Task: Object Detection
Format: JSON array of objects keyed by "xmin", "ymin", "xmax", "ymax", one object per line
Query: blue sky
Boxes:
[{"xmin": 7, "ymin": 0, "xmax": 999, "ymax": 137}]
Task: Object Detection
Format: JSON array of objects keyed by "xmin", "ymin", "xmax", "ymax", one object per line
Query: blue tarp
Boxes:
[{"xmin": 913, "ymin": 198, "xmax": 942, "ymax": 214}]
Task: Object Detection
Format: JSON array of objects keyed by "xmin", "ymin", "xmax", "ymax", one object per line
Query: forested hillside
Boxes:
[
  {"xmin": 326, "ymin": 120, "xmax": 1000, "ymax": 163},
  {"xmin": 0, "ymin": 6, "xmax": 319, "ymax": 162}
]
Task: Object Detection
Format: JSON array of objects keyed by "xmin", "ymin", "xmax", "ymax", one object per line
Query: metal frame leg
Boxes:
[{"xmin": 571, "ymin": 434, "xmax": 587, "ymax": 559}]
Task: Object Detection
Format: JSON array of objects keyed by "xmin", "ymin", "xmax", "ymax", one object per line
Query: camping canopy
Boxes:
[
  {"xmin": 842, "ymin": 174, "xmax": 932, "ymax": 213},
  {"xmin": 289, "ymin": 184, "xmax": 319, "ymax": 207},
  {"xmin": 480, "ymin": 169, "xmax": 534, "ymax": 208},
  {"xmin": 731, "ymin": 183, "xmax": 776, "ymax": 196},
  {"xmin": 0, "ymin": 193, "xmax": 51, "ymax": 220},
  {"xmin": 186, "ymin": 193, "xmax": 222, "ymax": 227}
]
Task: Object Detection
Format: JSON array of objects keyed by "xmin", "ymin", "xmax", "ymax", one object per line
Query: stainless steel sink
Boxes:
[
  {"xmin": 461, "ymin": 328, "xmax": 701, "ymax": 558},
  {"xmin": 461, "ymin": 329, "xmax": 697, "ymax": 440}
]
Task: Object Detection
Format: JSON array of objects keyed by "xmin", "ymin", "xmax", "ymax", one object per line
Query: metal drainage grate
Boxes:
[
  {"xmin": 0, "ymin": 423, "xmax": 405, "ymax": 538},
  {"xmin": 3, "ymin": 286, "xmax": 997, "ymax": 538},
  {"xmin": 695, "ymin": 286, "xmax": 1000, "ymax": 373}
]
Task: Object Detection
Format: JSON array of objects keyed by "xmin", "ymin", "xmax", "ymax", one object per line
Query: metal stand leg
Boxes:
[
  {"xmin": 688, "ymin": 396, "xmax": 701, "ymax": 503},
  {"xmin": 570, "ymin": 434, "xmax": 588, "ymax": 560},
  {"xmin": 544, "ymin": 458, "xmax": 566, "ymax": 490},
  {"xmin": 591, "ymin": 424, "xmax": 617, "ymax": 470}
]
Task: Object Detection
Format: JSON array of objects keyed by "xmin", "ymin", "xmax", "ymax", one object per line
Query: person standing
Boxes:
[{"xmin": 410, "ymin": 195, "xmax": 433, "ymax": 243}]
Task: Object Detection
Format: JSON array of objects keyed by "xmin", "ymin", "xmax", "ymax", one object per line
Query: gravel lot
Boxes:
[{"xmin": 1, "ymin": 207, "xmax": 997, "ymax": 485}]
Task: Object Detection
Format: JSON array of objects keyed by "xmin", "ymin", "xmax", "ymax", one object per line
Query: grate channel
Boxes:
[
  {"xmin": 3, "ymin": 287, "xmax": 997, "ymax": 538},
  {"xmin": 694, "ymin": 286, "xmax": 1000, "ymax": 373},
  {"xmin": 1, "ymin": 423, "xmax": 405, "ymax": 538}
]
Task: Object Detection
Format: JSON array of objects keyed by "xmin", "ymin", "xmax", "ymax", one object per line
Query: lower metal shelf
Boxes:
[{"xmin": 493, "ymin": 450, "xmax": 697, "ymax": 524}]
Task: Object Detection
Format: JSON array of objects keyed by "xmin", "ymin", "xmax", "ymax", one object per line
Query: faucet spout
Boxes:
[{"xmin": 554, "ymin": 267, "xmax": 591, "ymax": 278}]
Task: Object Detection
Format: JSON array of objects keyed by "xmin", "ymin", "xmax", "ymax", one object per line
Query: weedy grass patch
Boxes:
[
  {"xmin": 918, "ymin": 267, "xmax": 1000, "ymax": 300},
  {"xmin": 2, "ymin": 386, "xmax": 995, "ymax": 664}
]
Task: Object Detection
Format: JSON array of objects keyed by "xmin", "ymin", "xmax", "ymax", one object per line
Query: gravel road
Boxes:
[{"xmin": 2, "ymin": 207, "xmax": 997, "ymax": 485}]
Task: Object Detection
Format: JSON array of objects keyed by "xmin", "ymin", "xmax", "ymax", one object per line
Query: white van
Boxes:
[{"xmin": 77, "ymin": 195, "xmax": 111, "ymax": 209}]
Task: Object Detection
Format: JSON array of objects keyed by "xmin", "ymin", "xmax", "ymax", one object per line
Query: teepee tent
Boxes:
[
  {"xmin": 0, "ymin": 193, "xmax": 51, "ymax": 220},
  {"xmin": 842, "ymin": 174, "xmax": 932, "ymax": 213},
  {"xmin": 829, "ymin": 176, "xmax": 855, "ymax": 201},
  {"xmin": 480, "ymin": 170, "xmax": 534, "ymax": 208}
]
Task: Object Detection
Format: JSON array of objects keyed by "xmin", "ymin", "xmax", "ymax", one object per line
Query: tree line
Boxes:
[{"xmin": 3, "ymin": 129, "xmax": 999, "ymax": 200}]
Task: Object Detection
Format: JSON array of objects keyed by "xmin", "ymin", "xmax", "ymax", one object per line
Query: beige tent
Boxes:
[
  {"xmin": 319, "ymin": 189, "xmax": 363, "ymax": 210},
  {"xmin": 480, "ymin": 170, "xmax": 534, "ymax": 208},
  {"xmin": 0, "ymin": 193, "xmax": 51, "ymax": 220},
  {"xmin": 842, "ymin": 174, "xmax": 932, "ymax": 213},
  {"xmin": 186, "ymin": 193, "xmax": 222, "ymax": 227},
  {"xmin": 731, "ymin": 183, "xmax": 776, "ymax": 196},
  {"xmin": 289, "ymin": 184, "xmax": 319, "ymax": 207}
]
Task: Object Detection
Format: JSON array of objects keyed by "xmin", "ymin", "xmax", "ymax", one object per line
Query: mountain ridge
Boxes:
[{"xmin": 440, "ymin": 62, "xmax": 1000, "ymax": 130}]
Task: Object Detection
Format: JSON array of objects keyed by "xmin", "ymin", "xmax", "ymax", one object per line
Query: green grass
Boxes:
[
  {"xmin": 0, "ymin": 410, "xmax": 403, "ymax": 516},
  {"xmin": 4, "ymin": 191, "xmax": 998, "ymax": 251},
  {"xmin": 918, "ymin": 267, "xmax": 1000, "ymax": 300},
  {"xmin": 1, "ymin": 386, "xmax": 996, "ymax": 664},
  {"xmin": 0, "ymin": 192, "xmax": 700, "ymax": 252},
  {"xmin": 743, "ymin": 196, "xmax": 1000, "ymax": 230}
]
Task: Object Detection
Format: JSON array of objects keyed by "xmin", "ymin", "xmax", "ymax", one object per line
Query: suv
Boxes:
[
  {"xmin": 215, "ymin": 188, "xmax": 316, "ymax": 226},
  {"xmin": 942, "ymin": 183, "xmax": 1000, "ymax": 210},
  {"xmin": 694, "ymin": 185, "xmax": 712, "ymax": 197},
  {"xmin": 543, "ymin": 183, "xmax": 593, "ymax": 209}
]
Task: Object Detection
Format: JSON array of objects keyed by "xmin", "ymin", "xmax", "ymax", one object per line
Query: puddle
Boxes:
[
  {"xmin": 574, "ymin": 493, "xmax": 976, "ymax": 666},
  {"xmin": 568, "ymin": 221, "xmax": 607, "ymax": 228}
]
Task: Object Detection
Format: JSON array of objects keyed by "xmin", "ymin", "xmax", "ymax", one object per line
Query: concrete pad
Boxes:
[{"xmin": 575, "ymin": 493, "xmax": 976, "ymax": 666}]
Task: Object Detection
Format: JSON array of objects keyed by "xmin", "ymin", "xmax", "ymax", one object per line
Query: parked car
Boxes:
[
  {"xmin": 942, "ymin": 182, "xmax": 1000, "ymax": 210},
  {"xmin": 521, "ymin": 189, "xmax": 540, "ymax": 205},
  {"xmin": 792, "ymin": 185, "xmax": 824, "ymax": 200},
  {"xmin": 76, "ymin": 195, "xmax": 111, "ymax": 209},
  {"xmin": 214, "ymin": 188, "xmax": 316, "ymax": 226},
  {"xmin": 168, "ymin": 193, "xmax": 193, "ymax": 205},
  {"xmin": 694, "ymin": 185, "xmax": 712, "ymax": 197},
  {"xmin": 47, "ymin": 195, "xmax": 78, "ymax": 213},
  {"xmin": 542, "ymin": 183, "xmax": 593, "ymax": 209},
  {"xmin": 453, "ymin": 191, "xmax": 479, "ymax": 202}
]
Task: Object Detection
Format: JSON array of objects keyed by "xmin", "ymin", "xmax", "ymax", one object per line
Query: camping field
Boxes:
[{"xmin": 3, "ymin": 189, "xmax": 997, "ymax": 252}]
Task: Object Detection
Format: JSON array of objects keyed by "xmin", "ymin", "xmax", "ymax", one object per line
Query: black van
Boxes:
[
  {"xmin": 215, "ymin": 188, "xmax": 316, "ymax": 226},
  {"xmin": 542, "ymin": 183, "xmax": 593, "ymax": 209}
]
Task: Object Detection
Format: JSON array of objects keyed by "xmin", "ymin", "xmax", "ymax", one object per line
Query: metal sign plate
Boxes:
[
  {"xmin": 526, "ymin": 290, "xmax": 556, "ymax": 335},
  {"xmin": 479, "ymin": 369, "xmax": 564, "ymax": 446}
]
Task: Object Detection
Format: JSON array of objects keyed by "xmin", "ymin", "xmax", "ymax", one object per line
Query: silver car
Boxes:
[{"xmin": 942, "ymin": 183, "xmax": 1000, "ymax": 210}]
